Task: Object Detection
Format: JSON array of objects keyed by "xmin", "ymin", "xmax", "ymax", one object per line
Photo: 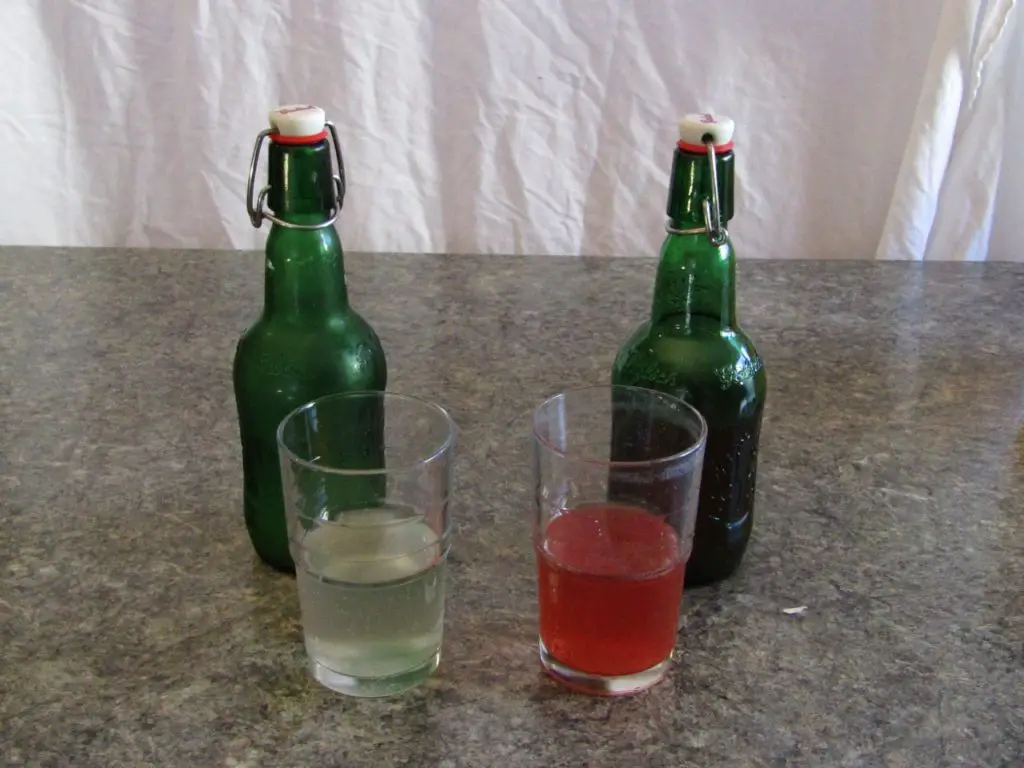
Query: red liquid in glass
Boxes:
[{"xmin": 536, "ymin": 503, "xmax": 684, "ymax": 677}]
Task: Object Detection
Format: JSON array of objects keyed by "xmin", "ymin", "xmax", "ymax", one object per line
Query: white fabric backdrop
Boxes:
[{"xmin": 3, "ymin": 0, "xmax": 1020, "ymax": 260}]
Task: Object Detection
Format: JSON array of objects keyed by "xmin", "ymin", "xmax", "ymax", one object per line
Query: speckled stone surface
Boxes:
[{"xmin": 1, "ymin": 247, "xmax": 1022, "ymax": 767}]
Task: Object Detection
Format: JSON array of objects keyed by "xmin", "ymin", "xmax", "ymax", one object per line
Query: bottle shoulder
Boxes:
[
  {"xmin": 237, "ymin": 306, "xmax": 381, "ymax": 346},
  {"xmin": 234, "ymin": 313, "xmax": 387, "ymax": 396},
  {"xmin": 614, "ymin": 316, "xmax": 766, "ymax": 397},
  {"xmin": 617, "ymin": 315, "xmax": 762, "ymax": 358}
]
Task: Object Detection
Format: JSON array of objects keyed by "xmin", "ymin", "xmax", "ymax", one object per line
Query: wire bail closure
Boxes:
[
  {"xmin": 245, "ymin": 122, "xmax": 347, "ymax": 230},
  {"xmin": 664, "ymin": 137, "xmax": 728, "ymax": 245},
  {"xmin": 701, "ymin": 139, "xmax": 726, "ymax": 246}
]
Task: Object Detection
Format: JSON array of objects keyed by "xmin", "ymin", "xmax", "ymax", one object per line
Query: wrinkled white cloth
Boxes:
[
  {"xmin": 878, "ymin": 0, "xmax": 1019, "ymax": 261},
  {"xmin": 2, "ymin": 0, "xmax": 1020, "ymax": 260}
]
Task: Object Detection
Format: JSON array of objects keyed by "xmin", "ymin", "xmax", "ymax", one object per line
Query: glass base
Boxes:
[
  {"xmin": 309, "ymin": 649, "xmax": 440, "ymax": 698},
  {"xmin": 539, "ymin": 640, "xmax": 671, "ymax": 697}
]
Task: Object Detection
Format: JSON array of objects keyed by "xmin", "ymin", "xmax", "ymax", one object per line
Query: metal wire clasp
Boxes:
[
  {"xmin": 700, "ymin": 139, "xmax": 727, "ymax": 246},
  {"xmin": 245, "ymin": 121, "xmax": 347, "ymax": 230}
]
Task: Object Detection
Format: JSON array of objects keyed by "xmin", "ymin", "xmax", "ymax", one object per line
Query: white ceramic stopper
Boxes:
[
  {"xmin": 678, "ymin": 113, "xmax": 735, "ymax": 150},
  {"xmin": 268, "ymin": 105, "xmax": 326, "ymax": 137}
]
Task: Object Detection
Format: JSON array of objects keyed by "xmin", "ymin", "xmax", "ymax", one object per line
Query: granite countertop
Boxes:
[{"xmin": 1, "ymin": 248, "xmax": 1022, "ymax": 767}]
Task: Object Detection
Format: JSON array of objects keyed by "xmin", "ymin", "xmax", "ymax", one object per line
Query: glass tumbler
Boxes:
[
  {"xmin": 277, "ymin": 391, "xmax": 455, "ymax": 698},
  {"xmin": 531, "ymin": 385, "xmax": 706, "ymax": 696}
]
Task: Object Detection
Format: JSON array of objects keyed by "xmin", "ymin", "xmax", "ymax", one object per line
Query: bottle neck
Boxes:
[
  {"xmin": 263, "ymin": 140, "xmax": 349, "ymax": 320},
  {"xmin": 268, "ymin": 139, "xmax": 337, "ymax": 221},
  {"xmin": 652, "ymin": 146, "xmax": 737, "ymax": 327},
  {"xmin": 666, "ymin": 145, "xmax": 734, "ymax": 226}
]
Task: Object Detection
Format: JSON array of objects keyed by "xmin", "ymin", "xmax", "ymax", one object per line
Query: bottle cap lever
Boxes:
[
  {"xmin": 701, "ymin": 140, "xmax": 726, "ymax": 246},
  {"xmin": 245, "ymin": 113, "xmax": 346, "ymax": 230}
]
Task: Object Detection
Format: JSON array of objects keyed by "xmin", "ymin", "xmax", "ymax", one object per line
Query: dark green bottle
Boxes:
[
  {"xmin": 234, "ymin": 105, "xmax": 387, "ymax": 571},
  {"xmin": 612, "ymin": 113, "xmax": 766, "ymax": 586}
]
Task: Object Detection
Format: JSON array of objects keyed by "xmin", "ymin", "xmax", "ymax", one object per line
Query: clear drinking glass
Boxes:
[
  {"xmin": 277, "ymin": 391, "xmax": 455, "ymax": 698},
  {"xmin": 531, "ymin": 385, "xmax": 707, "ymax": 696}
]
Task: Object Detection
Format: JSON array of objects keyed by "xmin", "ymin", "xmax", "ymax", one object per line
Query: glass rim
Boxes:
[
  {"xmin": 276, "ymin": 390, "xmax": 456, "ymax": 477},
  {"xmin": 531, "ymin": 384, "xmax": 708, "ymax": 468}
]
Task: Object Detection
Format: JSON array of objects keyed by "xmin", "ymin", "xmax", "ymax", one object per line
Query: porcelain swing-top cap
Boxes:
[
  {"xmin": 678, "ymin": 112, "xmax": 735, "ymax": 153},
  {"xmin": 268, "ymin": 105, "xmax": 327, "ymax": 141}
]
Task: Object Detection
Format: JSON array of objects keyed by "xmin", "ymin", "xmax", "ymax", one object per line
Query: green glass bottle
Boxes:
[
  {"xmin": 612, "ymin": 113, "xmax": 767, "ymax": 586},
  {"xmin": 234, "ymin": 105, "xmax": 387, "ymax": 571}
]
